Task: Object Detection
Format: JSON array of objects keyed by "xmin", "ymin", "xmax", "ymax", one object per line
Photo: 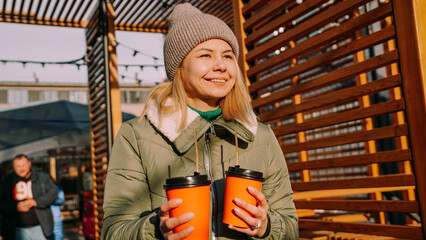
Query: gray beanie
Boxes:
[{"xmin": 164, "ymin": 3, "xmax": 239, "ymax": 81}]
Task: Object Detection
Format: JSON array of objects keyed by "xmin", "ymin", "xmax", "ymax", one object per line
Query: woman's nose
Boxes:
[{"xmin": 212, "ymin": 57, "xmax": 226, "ymax": 71}]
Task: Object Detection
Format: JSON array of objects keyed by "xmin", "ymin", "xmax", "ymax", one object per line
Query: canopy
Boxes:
[{"xmin": 0, "ymin": 100, "xmax": 135, "ymax": 162}]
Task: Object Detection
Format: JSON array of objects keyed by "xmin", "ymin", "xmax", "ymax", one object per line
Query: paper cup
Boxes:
[
  {"xmin": 223, "ymin": 166, "xmax": 264, "ymax": 228},
  {"xmin": 164, "ymin": 174, "xmax": 211, "ymax": 239}
]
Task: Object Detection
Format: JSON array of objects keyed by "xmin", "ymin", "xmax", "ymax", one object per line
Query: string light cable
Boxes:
[
  {"xmin": 0, "ymin": 56, "xmax": 164, "ymax": 70},
  {"xmin": 0, "ymin": 56, "xmax": 87, "ymax": 69},
  {"xmin": 115, "ymin": 40, "xmax": 163, "ymax": 61},
  {"xmin": 1, "ymin": 40, "xmax": 164, "ymax": 69}
]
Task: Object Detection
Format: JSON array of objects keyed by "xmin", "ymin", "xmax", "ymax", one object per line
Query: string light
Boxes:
[
  {"xmin": 0, "ymin": 56, "xmax": 86, "ymax": 66},
  {"xmin": 0, "ymin": 40, "xmax": 164, "ymax": 78},
  {"xmin": 162, "ymin": 0, "xmax": 169, "ymax": 8},
  {"xmin": 120, "ymin": 74, "xmax": 144, "ymax": 83},
  {"xmin": 0, "ymin": 57, "xmax": 164, "ymax": 69},
  {"xmin": 115, "ymin": 41, "xmax": 163, "ymax": 61},
  {"xmin": 118, "ymin": 63, "xmax": 163, "ymax": 69}
]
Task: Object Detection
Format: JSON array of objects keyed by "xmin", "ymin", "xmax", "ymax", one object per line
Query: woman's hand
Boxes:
[
  {"xmin": 228, "ymin": 186, "xmax": 269, "ymax": 237},
  {"xmin": 159, "ymin": 198, "xmax": 195, "ymax": 240}
]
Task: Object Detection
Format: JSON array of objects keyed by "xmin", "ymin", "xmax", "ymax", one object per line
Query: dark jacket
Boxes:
[
  {"xmin": 0, "ymin": 167, "xmax": 59, "ymax": 240},
  {"xmin": 101, "ymin": 101, "xmax": 298, "ymax": 239}
]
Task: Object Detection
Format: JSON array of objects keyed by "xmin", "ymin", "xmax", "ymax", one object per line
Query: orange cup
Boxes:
[
  {"xmin": 223, "ymin": 166, "xmax": 264, "ymax": 228},
  {"xmin": 164, "ymin": 174, "xmax": 211, "ymax": 240}
]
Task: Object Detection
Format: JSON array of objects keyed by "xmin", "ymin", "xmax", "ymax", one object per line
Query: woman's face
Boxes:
[{"xmin": 180, "ymin": 39, "xmax": 237, "ymax": 110}]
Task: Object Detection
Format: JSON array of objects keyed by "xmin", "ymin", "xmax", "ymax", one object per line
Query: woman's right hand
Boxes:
[{"xmin": 159, "ymin": 198, "xmax": 195, "ymax": 240}]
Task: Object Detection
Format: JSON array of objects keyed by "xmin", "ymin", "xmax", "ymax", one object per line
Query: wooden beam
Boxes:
[
  {"xmin": 50, "ymin": 157, "xmax": 56, "ymax": 182},
  {"xmin": 295, "ymin": 199, "xmax": 419, "ymax": 213},
  {"xmin": 241, "ymin": 0, "xmax": 264, "ymax": 15},
  {"xmin": 232, "ymin": 0, "xmax": 249, "ymax": 84},
  {"xmin": 293, "ymin": 186, "xmax": 416, "ymax": 200},
  {"xmin": 321, "ymin": 214, "xmax": 369, "ymax": 222},
  {"xmin": 291, "ymin": 174, "xmax": 415, "ymax": 191},
  {"xmin": 0, "ymin": 10, "xmax": 85, "ymax": 27},
  {"xmin": 296, "ymin": 209, "xmax": 316, "ymax": 218}
]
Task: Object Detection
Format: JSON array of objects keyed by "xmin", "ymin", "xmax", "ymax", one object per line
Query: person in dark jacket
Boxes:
[{"xmin": 0, "ymin": 154, "xmax": 58, "ymax": 240}]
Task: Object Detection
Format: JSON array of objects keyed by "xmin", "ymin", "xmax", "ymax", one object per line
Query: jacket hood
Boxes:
[{"xmin": 145, "ymin": 98, "xmax": 258, "ymax": 153}]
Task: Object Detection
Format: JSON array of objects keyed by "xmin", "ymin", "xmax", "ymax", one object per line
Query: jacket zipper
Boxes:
[
  {"xmin": 204, "ymin": 122, "xmax": 216, "ymax": 179},
  {"xmin": 204, "ymin": 123, "xmax": 217, "ymax": 239},
  {"xmin": 204, "ymin": 133, "xmax": 212, "ymax": 180}
]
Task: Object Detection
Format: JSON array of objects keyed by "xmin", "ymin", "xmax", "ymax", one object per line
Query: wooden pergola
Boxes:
[
  {"xmin": 0, "ymin": 0, "xmax": 233, "ymax": 30},
  {"xmin": 1, "ymin": 0, "xmax": 426, "ymax": 239}
]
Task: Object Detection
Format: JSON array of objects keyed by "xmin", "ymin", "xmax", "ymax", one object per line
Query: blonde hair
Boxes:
[{"xmin": 141, "ymin": 59, "xmax": 254, "ymax": 130}]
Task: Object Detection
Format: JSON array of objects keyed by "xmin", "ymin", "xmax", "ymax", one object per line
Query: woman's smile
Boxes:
[{"xmin": 208, "ymin": 78, "xmax": 227, "ymax": 84}]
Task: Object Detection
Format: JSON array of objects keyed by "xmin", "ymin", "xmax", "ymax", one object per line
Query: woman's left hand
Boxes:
[{"xmin": 228, "ymin": 186, "xmax": 269, "ymax": 237}]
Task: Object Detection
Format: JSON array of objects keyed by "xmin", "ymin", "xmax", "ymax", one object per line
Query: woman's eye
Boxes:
[
  {"xmin": 200, "ymin": 54, "xmax": 210, "ymax": 58},
  {"xmin": 224, "ymin": 55, "xmax": 233, "ymax": 59}
]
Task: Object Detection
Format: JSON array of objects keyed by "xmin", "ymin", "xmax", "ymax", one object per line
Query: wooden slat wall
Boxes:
[
  {"xmin": 237, "ymin": 0, "xmax": 424, "ymax": 239},
  {"xmin": 85, "ymin": 1, "xmax": 121, "ymax": 239},
  {"xmin": 86, "ymin": 5, "xmax": 107, "ymax": 238}
]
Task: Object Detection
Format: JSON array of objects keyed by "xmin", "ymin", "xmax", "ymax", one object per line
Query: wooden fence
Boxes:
[{"xmin": 234, "ymin": 0, "xmax": 426, "ymax": 239}]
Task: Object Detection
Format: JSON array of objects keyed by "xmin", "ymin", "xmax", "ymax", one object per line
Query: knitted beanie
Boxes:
[{"xmin": 164, "ymin": 3, "xmax": 239, "ymax": 81}]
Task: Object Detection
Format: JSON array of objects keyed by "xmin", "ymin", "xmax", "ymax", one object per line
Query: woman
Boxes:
[{"xmin": 101, "ymin": 3, "xmax": 298, "ymax": 240}]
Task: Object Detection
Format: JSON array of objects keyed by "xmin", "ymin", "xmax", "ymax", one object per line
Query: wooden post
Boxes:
[
  {"xmin": 232, "ymin": 0, "xmax": 250, "ymax": 86},
  {"xmin": 50, "ymin": 157, "xmax": 56, "ymax": 182},
  {"xmin": 105, "ymin": 1, "xmax": 122, "ymax": 140},
  {"xmin": 392, "ymin": 0, "xmax": 426, "ymax": 234}
]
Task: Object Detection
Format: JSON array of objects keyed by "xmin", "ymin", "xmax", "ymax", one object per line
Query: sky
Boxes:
[{"xmin": 0, "ymin": 22, "xmax": 166, "ymax": 85}]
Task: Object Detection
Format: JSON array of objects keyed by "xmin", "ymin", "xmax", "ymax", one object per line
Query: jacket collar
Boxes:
[
  {"xmin": 146, "ymin": 98, "xmax": 258, "ymax": 153},
  {"xmin": 12, "ymin": 168, "xmax": 38, "ymax": 183}
]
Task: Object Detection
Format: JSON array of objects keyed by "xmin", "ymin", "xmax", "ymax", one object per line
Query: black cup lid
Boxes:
[
  {"xmin": 164, "ymin": 174, "xmax": 211, "ymax": 190},
  {"xmin": 225, "ymin": 166, "xmax": 264, "ymax": 182}
]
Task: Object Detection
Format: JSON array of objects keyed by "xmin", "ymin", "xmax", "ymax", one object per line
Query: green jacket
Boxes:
[{"xmin": 101, "ymin": 102, "xmax": 298, "ymax": 239}]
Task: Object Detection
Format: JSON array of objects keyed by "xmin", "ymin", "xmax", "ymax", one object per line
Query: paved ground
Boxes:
[{"xmin": 0, "ymin": 219, "xmax": 87, "ymax": 240}]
